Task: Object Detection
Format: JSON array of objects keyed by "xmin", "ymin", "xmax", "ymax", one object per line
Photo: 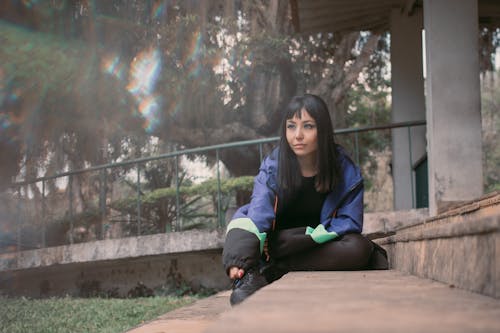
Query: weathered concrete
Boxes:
[
  {"xmin": 0, "ymin": 249, "xmax": 231, "ymax": 298},
  {"xmin": 0, "ymin": 210, "xmax": 424, "ymax": 273},
  {"xmin": 2, "ymin": 196, "xmax": 496, "ymax": 299},
  {"xmin": 0, "ymin": 210, "xmax": 426, "ymax": 298},
  {"xmin": 0, "ymin": 229, "xmax": 225, "ymax": 271},
  {"xmin": 125, "ymin": 290, "xmax": 231, "ymax": 333},
  {"xmin": 423, "ymin": 0, "xmax": 483, "ymax": 215},
  {"xmin": 363, "ymin": 208, "xmax": 429, "ymax": 239},
  {"xmin": 390, "ymin": 7, "xmax": 426, "ymax": 210},
  {"xmin": 0, "ymin": 229, "xmax": 230, "ymax": 298},
  {"xmin": 203, "ymin": 271, "xmax": 500, "ymax": 333},
  {"xmin": 0, "ymin": 230, "xmax": 224, "ymax": 271},
  {"xmin": 378, "ymin": 192, "xmax": 500, "ymax": 298}
]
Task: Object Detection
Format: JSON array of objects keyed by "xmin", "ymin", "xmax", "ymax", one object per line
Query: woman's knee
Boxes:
[
  {"xmin": 287, "ymin": 233, "xmax": 373, "ymax": 271},
  {"xmin": 338, "ymin": 233, "xmax": 373, "ymax": 266}
]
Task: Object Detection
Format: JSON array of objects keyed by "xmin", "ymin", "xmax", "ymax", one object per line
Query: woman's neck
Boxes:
[{"xmin": 297, "ymin": 154, "xmax": 317, "ymax": 177}]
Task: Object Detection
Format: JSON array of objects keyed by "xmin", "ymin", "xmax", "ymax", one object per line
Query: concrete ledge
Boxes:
[
  {"xmin": 0, "ymin": 208, "xmax": 430, "ymax": 273},
  {"xmin": 363, "ymin": 208, "xmax": 429, "ymax": 239},
  {"xmin": 0, "ymin": 229, "xmax": 225, "ymax": 272},
  {"xmin": 125, "ymin": 290, "xmax": 231, "ymax": 333},
  {"xmin": 204, "ymin": 271, "xmax": 500, "ymax": 333},
  {"xmin": 0, "ymin": 250, "xmax": 231, "ymax": 298},
  {"xmin": 378, "ymin": 193, "xmax": 500, "ymax": 298}
]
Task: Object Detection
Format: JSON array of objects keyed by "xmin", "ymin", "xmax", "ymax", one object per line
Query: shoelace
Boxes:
[
  {"xmin": 232, "ymin": 269, "xmax": 254, "ymax": 289},
  {"xmin": 232, "ymin": 278, "xmax": 243, "ymax": 289}
]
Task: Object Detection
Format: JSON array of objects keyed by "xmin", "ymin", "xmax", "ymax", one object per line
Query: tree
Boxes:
[
  {"xmin": 481, "ymin": 70, "xmax": 500, "ymax": 193},
  {"xmin": 2, "ymin": 1, "xmax": 498, "ymax": 214},
  {"xmin": 0, "ymin": 1, "xmax": 387, "ymax": 180}
]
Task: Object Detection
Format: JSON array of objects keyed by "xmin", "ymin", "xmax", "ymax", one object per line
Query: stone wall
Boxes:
[
  {"xmin": 0, "ymin": 229, "xmax": 229, "ymax": 298},
  {"xmin": 2, "ymin": 196, "xmax": 498, "ymax": 299},
  {"xmin": 1, "ymin": 250, "xmax": 230, "ymax": 298},
  {"xmin": 377, "ymin": 193, "xmax": 500, "ymax": 298}
]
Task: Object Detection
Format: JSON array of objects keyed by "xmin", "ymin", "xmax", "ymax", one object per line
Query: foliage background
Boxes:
[{"xmin": 0, "ymin": 1, "xmax": 498, "ymax": 248}]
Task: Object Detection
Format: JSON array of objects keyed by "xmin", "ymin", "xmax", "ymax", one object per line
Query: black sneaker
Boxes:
[
  {"xmin": 259, "ymin": 259, "xmax": 289, "ymax": 283},
  {"xmin": 230, "ymin": 268, "xmax": 268, "ymax": 306}
]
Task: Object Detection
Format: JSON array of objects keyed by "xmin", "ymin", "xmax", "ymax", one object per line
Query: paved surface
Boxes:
[
  {"xmin": 127, "ymin": 270, "xmax": 500, "ymax": 333},
  {"xmin": 125, "ymin": 290, "xmax": 231, "ymax": 333}
]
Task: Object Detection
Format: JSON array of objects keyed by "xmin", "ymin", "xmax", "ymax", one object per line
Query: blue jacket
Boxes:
[{"xmin": 232, "ymin": 145, "xmax": 364, "ymax": 240}]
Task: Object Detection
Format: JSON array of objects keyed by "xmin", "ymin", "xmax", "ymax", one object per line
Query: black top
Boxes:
[{"xmin": 275, "ymin": 176, "xmax": 328, "ymax": 230}]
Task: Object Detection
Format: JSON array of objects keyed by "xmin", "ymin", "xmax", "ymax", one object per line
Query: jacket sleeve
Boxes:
[
  {"xmin": 222, "ymin": 163, "xmax": 277, "ymax": 273},
  {"xmin": 223, "ymin": 226, "xmax": 264, "ymax": 273},
  {"xmin": 240, "ymin": 168, "xmax": 278, "ymax": 232},
  {"xmin": 268, "ymin": 227, "xmax": 317, "ymax": 259},
  {"xmin": 306, "ymin": 182, "xmax": 364, "ymax": 244},
  {"xmin": 327, "ymin": 181, "xmax": 364, "ymax": 235}
]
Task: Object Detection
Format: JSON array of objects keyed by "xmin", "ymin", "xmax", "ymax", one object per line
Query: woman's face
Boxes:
[{"xmin": 285, "ymin": 109, "xmax": 318, "ymax": 159}]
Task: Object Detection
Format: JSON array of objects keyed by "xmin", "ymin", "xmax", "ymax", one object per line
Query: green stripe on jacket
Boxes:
[
  {"xmin": 226, "ymin": 218, "xmax": 267, "ymax": 254},
  {"xmin": 305, "ymin": 224, "xmax": 339, "ymax": 244}
]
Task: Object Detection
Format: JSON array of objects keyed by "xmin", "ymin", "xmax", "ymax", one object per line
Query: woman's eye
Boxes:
[
  {"xmin": 304, "ymin": 123, "xmax": 315, "ymax": 129},
  {"xmin": 286, "ymin": 124, "xmax": 296, "ymax": 129}
]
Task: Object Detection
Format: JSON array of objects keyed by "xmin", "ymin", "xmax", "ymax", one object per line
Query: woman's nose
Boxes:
[{"xmin": 295, "ymin": 127, "xmax": 304, "ymax": 139}]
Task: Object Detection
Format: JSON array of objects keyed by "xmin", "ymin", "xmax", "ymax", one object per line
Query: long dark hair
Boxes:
[{"xmin": 278, "ymin": 94, "xmax": 341, "ymax": 195}]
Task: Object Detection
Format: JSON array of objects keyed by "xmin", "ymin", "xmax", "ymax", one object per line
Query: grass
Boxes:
[{"xmin": 0, "ymin": 295, "xmax": 198, "ymax": 333}]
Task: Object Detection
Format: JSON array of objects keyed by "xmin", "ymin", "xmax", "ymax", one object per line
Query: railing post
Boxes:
[
  {"xmin": 68, "ymin": 175, "xmax": 74, "ymax": 245},
  {"xmin": 354, "ymin": 132, "xmax": 360, "ymax": 166},
  {"xmin": 42, "ymin": 180, "xmax": 46, "ymax": 248},
  {"xmin": 16, "ymin": 187, "xmax": 22, "ymax": 251},
  {"xmin": 258, "ymin": 143, "xmax": 263, "ymax": 162},
  {"xmin": 25, "ymin": 186, "xmax": 29, "ymax": 247},
  {"xmin": 99, "ymin": 169, "xmax": 107, "ymax": 239},
  {"xmin": 136, "ymin": 163, "xmax": 141, "ymax": 236},
  {"xmin": 408, "ymin": 126, "xmax": 415, "ymax": 208},
  {"xmin": 175, "ymin": 154, "xmax": 180, "ymax": 232},
  {"xmin": 216, "ymin": 149, "xmax": 222, "ymax": 228}
]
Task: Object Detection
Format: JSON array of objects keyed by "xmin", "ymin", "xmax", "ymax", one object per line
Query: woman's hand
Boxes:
[{"xmin": 228, "ymin": 266, "xmax": 245, "ymax": 280}]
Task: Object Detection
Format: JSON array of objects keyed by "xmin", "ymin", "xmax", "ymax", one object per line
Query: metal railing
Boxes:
[{"xmin": 4, "ymin": 120, "xmax": 425, "ymax": 252}]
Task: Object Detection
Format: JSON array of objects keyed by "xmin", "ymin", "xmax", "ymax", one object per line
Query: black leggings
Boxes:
[{"xmin": 268, "ymin": 227, "xmax": 374, "ymax": 271}]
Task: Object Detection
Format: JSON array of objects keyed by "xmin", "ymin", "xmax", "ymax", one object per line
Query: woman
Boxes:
[{"xmin": 223, "ymin": 94, "xmax": 386, "ymax": 306}]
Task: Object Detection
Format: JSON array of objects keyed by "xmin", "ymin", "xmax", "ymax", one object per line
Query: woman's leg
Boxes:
[
  {"xmin": 223, "ymin": 220, "xmax": 269, "ymax": 306},
  {"xmin": 285, "ymin": 233, "xmax": 374, "ymax": 271},
  {"xmin": 263, "ymin": 231, "xmax": 374, "ymax": 282},
  {"xmin": 268, "ymin": 227, "xmax": 317, "ymax": 259}
]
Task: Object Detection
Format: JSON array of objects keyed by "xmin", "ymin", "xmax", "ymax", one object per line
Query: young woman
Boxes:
[{"xmin": 223, "ymin": 94, "xmax": 386, "ymax": 306}]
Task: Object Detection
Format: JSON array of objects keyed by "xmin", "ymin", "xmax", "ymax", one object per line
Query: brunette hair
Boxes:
[{"xmin": 278, "ymin": 94, "xmax": 341, "ymax": 194}]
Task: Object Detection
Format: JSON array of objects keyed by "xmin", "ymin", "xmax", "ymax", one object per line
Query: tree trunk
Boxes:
[{"xmin": 311, "ymin": 32, "xmax": 381, "ymax": 128}]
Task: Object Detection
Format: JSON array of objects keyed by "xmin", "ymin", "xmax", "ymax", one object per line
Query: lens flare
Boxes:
[
  {"xmin": 185, "ymin": 30, "xmax": 203, "ymax": 78},
  {"xmin": 127, "ymin": 47, "xmax": 162, "ymax": 97},
  {"xmin": 151, "ymin": 1, "xmax": 166, "ymax": 20},
  {"xmin": 0, "ymin": 67, "xmax": 25, "ymax": 145},
  {"xmin": 138, "ymin": 95, "xmax": 161, "ymax": 133},
  {"xmin": 0, "ymin": 115, "xmax": 11, "ymax": 130},
  {"xmin": 187, "ymin": 31, "xmax": 203, "ymax": 62},
  {"xmin": 127, "ymin": 47, "xmax": 162, "ymax": 133},
  {"xmin": 21, "ymin": 0, "xmax": 40, "ymax": 9},
  {"xmin": 101, "ymin": 54, "xmax": 126, "ymax": 80}
]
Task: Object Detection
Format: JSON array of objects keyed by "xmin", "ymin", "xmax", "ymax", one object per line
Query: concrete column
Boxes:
[
  {"xmin": 423, "ymin": 0, "xmax": 483, "ymax": 215},
  {"xmin": 390, "ymin": 8, "xmax": 426, "ymax": 210}
]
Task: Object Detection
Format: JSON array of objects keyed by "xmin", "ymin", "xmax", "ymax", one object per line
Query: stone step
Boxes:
[
  {"xmin": 204, "ymin": 271, "xmax": 500, "ymax": 333},
  {"xmin": 125, "ymin": 271, "xmax": 500, "ymax": 333},
  {"xmin": 125, "ymin": 290, "xmax": 231, "ymax": 333},
  {"xmin": 378, "ymin": 192, "xmax": 500, "ymax": 298}
]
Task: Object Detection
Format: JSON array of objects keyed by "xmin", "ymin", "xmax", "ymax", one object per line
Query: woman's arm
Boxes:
[
  {"xmin": 223, "ymin": 161, "xmax": 277, "ymax": 274},
  {"xmin": 327, "ymin": 181, "xmax": 364, "ymax": 235},
  {"xmin": 306, "ymin": 182, "xmax": 364, "ymax": 243}
]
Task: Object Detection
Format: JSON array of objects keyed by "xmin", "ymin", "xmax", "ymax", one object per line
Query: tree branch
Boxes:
[
  {"xmin": 332, "ymin": 33, "xmax": 380, "ymax": 105},
  {"xmin": 165, "ymin": 122, "xmax": 263, "ymax": 147}
]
